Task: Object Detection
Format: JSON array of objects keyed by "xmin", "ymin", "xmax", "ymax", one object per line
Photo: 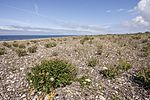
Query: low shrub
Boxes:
[
  {"xmin": 0, "ymin": 48, "xmax": 6, "ymax": 55},
  {"xmin": 45, "ymin": 42, "xmax": 57, "ymax": 48},
  {"xmin": 100, "ymin": 67, "xmax": 118, "ymax": 79},
  {"xmin": 87, "ymin": 58, "xmax": 97, "ymax": 67},
  {"xmin": 80, "ymin": 36, "xmax": 94, "ymax": 44},
  {"xmin": 140, "ymin": 43, "xmax": 150, "ymax": 57},
  {"xmin": 100, "ymin": 60, "xmax": 132, "ymax": 79},
  {"xmin": 96, "ymin": 44, "xmax": 103, "ymax": 55},
  {"xmin": 30, "ymin": 40, "xmax": 37, "ymax": 43},
  {"xmin": 28, "ymin": 46, "xmax": 37, "ymax": 53},
  {"xmin": 134, "ymin": 66, "xmax": 150, "ymax": 90},
  {"xmin": 27, "ymin": 59, "xmax": 77, "ymax": 93},
  {"xmin": 15, "ymin": 49, "xmax": 27, "ymax": 57},
  {"xmin": 18, "ymin": 44, "xmax": 26, "ymax": 49},
  {"xmin": 117, "ymin": 59, "xmax": 132, "ymax": 71},
  {"xmin": 3, "ymin": 42, "xmax": 11, "ymax": 48},
  {"xmin": 76, "ymin": 76, "xmax": 91, "ymax": 87},
  {"xmin": 13, "ymin": 43, "xmax": 19, "ymax": 47}
]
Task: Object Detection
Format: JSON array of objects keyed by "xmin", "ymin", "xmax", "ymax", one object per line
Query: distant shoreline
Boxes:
[{"xmin": 0, "ymin": 35, "xmax": 76, "ymax": 42}]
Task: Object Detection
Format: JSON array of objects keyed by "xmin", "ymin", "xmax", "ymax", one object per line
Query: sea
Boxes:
[{"xmin": 0, "ymin": 35, "xmax": 74, "ymax": 41}]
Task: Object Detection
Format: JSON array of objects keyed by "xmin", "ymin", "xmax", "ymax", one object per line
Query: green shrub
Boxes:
[
  {"xmin": 3, "ymin": 42, "xmax": 11, "ymax": 48},
  {"xmin": 76, "ymin": 76, "xmax": 91, "ymax": 87},
  {"xmin": 96, "ymin": 44, "xmax": 103, "ymax": 55},
  {"xmin": 0, "ymin": 48, "xmax": 6, "ymax": 55},
  {"xmin": 131, "ymin": 35, "xmax": 141, "ymax": 40},
  {"xmin": 141, "ymin": 39, "xmax": 148, "ymax": 43},
  {"xmin": 141, "ymin": 44, "xmax": 150, "ymax": 53},
  {"xmin": 18, "ymin": 44, "xmax": 26, "ymax": 49},
  {"xmin": 100, "ymin": 60, "xmax": 132, "ymax": 79},
  {"xmin": 80, "ymin": 36, "xmax": 94, "ymax": 44},
  {"xmin": 100, "ymin": 67, "xmax": 118, "ymax": 79},
  {"xmin": 140, "ymin": 43, "xmax": 150, "ymax": 57},
  {"xmin": 134, "ymin": 66, "xmax": 150, "ymax": 89},
  {"xmin": 45, "ymin": 42, "xmax": 57, "ymax": 48},
  {"xmin": 28, "ymin": 46, "xmax": 37, "ymax": 53},
  {"xmin": 27, "ymin": 59, "xmax": 77, "ymax": 93},
  {"xmin": 15, "ymin": 49, "xmax": 27, "ymax": 57},
  {"xmin": 117, "ymin": 60, "xmax": 132, "ymax": 71},
  {"xmin": 87, "ymin": 58, "xmax": 97, "ymax": 67},
  {"xmin": 13, "ymin": 43, "xmax": 19, "ymax": 47},
  {"xmin": 30, "ymin": 40, "xmax": 37, "ymax": 43}
]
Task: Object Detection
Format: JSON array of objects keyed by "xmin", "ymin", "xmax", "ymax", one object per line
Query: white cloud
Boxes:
[
  {"xmin": 121, "ymin": 0, "xmax": 150, "ymax": 32},
  {"xmin": 132, "ymin": 16, "xmax": 149, "ymax": 26},
  {"xmin": 137, "ymin": 0, "xmax": 150, "ymax": 21},
  {"xmin": 117, "ymin": 8, "xmax": 125, "ymax": 12},
  {"xmin": 0, "ymin": 25, "xmax": 109, "ymax": 35}
]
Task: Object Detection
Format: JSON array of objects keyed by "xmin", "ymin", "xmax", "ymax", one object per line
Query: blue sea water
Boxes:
[{"xmin": 0, "ymin": 35, "xmax": 74, "ymax": 41}]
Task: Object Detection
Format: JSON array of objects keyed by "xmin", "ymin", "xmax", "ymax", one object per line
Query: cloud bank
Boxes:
[
  {"xmin": 0, "ymin": 25, "xmax": 99, "ymax": 35},
  {"xmin": 122, "ymin": 0, "xmax": 150, "ymax": 32}
]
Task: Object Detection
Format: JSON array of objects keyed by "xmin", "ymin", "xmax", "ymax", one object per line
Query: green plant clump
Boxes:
[
  {"xmin": 3, "ymin": 42, "xmax": 11, "ymax": 48},
  {"xmin": 118, "ymin": 60, "xmax": 132, "ymax": 71},
  {"xmin": 15, "ymin": 49, "xmax": 27, "ymax": 57},
  {"xmin": 135, "ymin": 66, "xmax": 150, "ymax": 89},
  {"xmin": 27, "ymin": 59, "xmax": 77, "ymax": 93},
  {"xmin": 0, "ymin": 48, "xmax": 6, "ymax": 55},
  {"xmin": 80, "ymin": 36, "xmax": 94, "ymax": 44},
  {"xmin": 100, "ymin": 60, "xmax": 132, "ymax": 79},
  {"xmin": 18, "ymin": 44, "xmax": 26, "ymax": 49},
  {"xmin": 96, "ymin": 44, "xmax": 103, "ymax": 55},
  {"xmin": 76, "ymin": 76, "xmax": 91, "ymax": 87},
  {"xmin": 45, "ymin": 42, "xmax": 57, "ymax": 48},
  {"xmin": 87, "ymin": 58, "xmax": 97, "ymax": 67},
  {"xmin": 28, "ymin": 46, "xmax": 37, "ymax": 53},
  {"xmin": 140, "ymin": 43, "xmax": 150, "ymax": 57},
  {"xmin": 13, "ymin": 43, "xmax": 19, "ymax": 47},
  {"xmin": 101, "ymin": 67, "xmax": 118, "ymax": 79}
]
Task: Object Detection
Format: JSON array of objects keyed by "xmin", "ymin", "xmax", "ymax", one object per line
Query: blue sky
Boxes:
[{"xmin": 0, "ymin": 0, "xmax": 149, "ymax": 35}]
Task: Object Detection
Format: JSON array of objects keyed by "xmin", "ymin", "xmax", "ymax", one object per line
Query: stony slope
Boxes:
[{"xmin": 0, "ymin": 33, "xmax": 150, "ymax": 100}]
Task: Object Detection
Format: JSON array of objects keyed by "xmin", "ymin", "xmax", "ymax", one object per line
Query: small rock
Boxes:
[
  {"xmin": 50, "ymin": 77, "xmax": 54, "ymax": 82},
  {"xmin": 85, "ymin": 79, "xmax": 91, "ymax": 82},
  {"xmin": 31, "ymin": 90, "xmax": 36, "ymax": 96},
  {"xmin": 44, "ymin": 94, "xmax": 49, "ymax": 100},
  {"xmin": 21, "ymin": 94, "xmax": 26, "ymax": 98},
  {"xmin": 102, "ymin": 67, "xmax": 108, "ymax": 70},
  {"xmin": 33, "ymin": 95, "xmax": 38, "ymax": 100},
  {"xmin": 99, "ymin": 95, "xmax": 106, "ymax": 100}
]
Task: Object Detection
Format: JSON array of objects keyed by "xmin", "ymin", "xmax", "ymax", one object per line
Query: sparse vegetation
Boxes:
[
  {"xmin": 134, "ymin": 66, "xmax": 150, "ymax": 90},
  {"xmin": 100, "ymin": 60, "xmax": 132, "ymax": 79},
  {"xmin": 15, "ymin": 48, "xmax": 27, "ymax": 57},
  {"xmin": 140, "ymin": 43, "xmax": 150, "ymax": 57},
  {"xmin": 3, "ymin": 42, "xmax": 11, "ymax": 48},
  {"xmin": 30, "ymin": 40, "xmax": 37, "ymax": 43},
  {"xmin": 13, "ymin": 43, "xmax": 19, "ymax": 47},
  {"xmin": 27, "ymin": 59, "xmax": 77, "ymax": 93},
  {"xmin": 80, "ymin": 36, "xmax": 94, "ymax": 44},
  {"xmin": 18, "ymin": 44, "xmax": 26, "ymax": 49},
  {"xmin": 87, "ymin": 58, "xmax": 97, "ymax": 67},
  {"xmin": 0, "ymin": 48, "xmax": 6, "ymax": 55},
  {"xmin": 96, "ymin": 44, "xmax": 103, "ymax": 55},
  {"xmin": 28, "ymin": 46, "xmax": 37, "ymax": 53},
  {"xmin": 45, "ymin": 42, "xmax": 57, "ymax": 48},
  {"xmin": 76, "ymin": 76, "xmax": 91, "ymax": 87}
]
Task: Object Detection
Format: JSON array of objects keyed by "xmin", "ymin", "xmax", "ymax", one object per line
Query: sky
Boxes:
[{"xmin": 0, "ymin": 0, "xmax": 150, "ymax": 35}]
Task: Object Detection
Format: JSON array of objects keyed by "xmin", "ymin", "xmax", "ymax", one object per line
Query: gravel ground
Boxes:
[{"xmin": 0, "ymin": 33, "xmax": 150, "ymax": 100}]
